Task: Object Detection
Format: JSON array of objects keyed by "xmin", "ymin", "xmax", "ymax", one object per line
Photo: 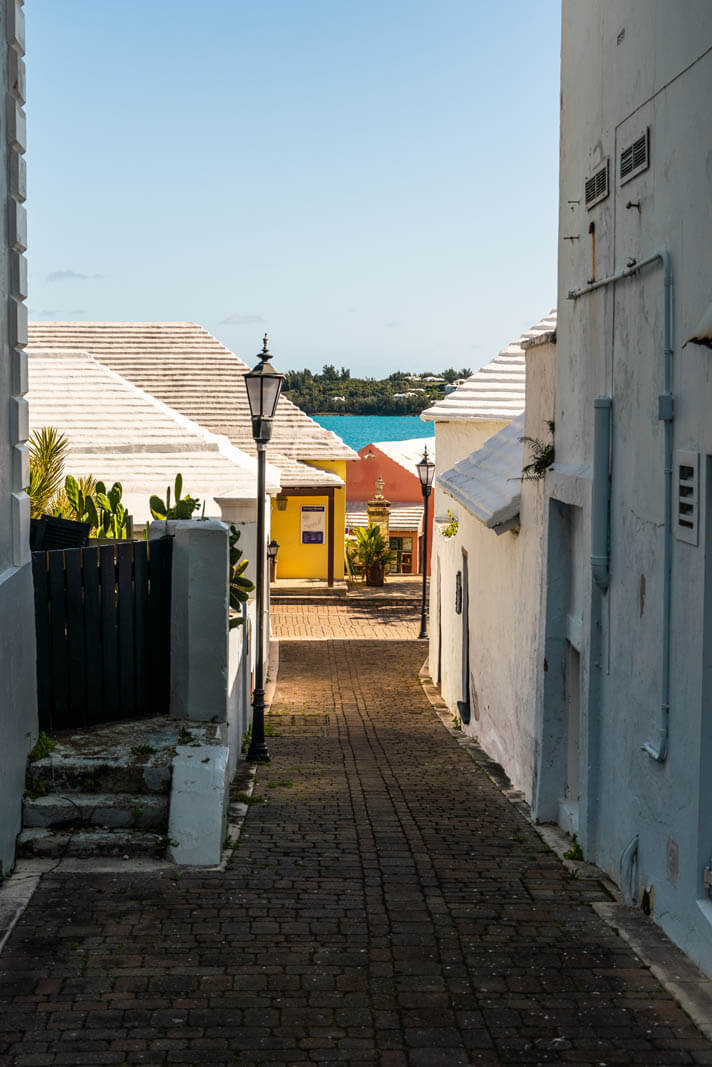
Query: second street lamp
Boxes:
[
  {"xmin": 416, "ymin": 445, "xmax": 435, "ymax": 641},
  {"xmin": 267, "ymin": 539, "xmax": 279, "ymax": 583},
  {"xmin": 244, "ymin": 335, "xmax": 284, "ymax": 762}
]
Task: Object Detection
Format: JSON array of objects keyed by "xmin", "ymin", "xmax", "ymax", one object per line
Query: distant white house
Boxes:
[
  {"xmin": 421, "ymin": 312, "xmax": 556, "ymax": 800},
  {"xmin": 27, "ymin": 347, "xmax": 283, "ymax": 588},
  {"xmin": 27, "ymin": 322, "xmax": 357, "ymax": 584},
  {"xmin": 534, "ymin": 0, "xmax": 712, "ymax": 976}
]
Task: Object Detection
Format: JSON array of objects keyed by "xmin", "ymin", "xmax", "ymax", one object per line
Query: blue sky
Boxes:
[{"xmin": 25, "ymin": 1, "xmax": 561, "ymax": 377}]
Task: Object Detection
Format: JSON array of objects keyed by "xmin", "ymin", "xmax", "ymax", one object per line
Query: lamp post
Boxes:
[
  {"xmin": 267, "ymin": 539, "xmax": 279, "ymax": 583},
  {"xmin": 244, "ymin": 335, "xmax": 284, "ymax": 761},
  {"xmin": 416, "ymin": 445, "xmax": 435, "ymax": 640}
]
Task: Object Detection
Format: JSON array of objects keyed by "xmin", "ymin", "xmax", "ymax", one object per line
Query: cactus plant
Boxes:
[
  {"xmin": 64, "ymin": 475, "xmax": 129, "ymax": 538},
  {"xmin": 150, "ymin": 474, "xmax": 200, "ymax": 520}
]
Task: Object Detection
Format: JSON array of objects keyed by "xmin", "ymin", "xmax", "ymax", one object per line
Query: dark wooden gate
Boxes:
[{"xmin": 31, "ymin": 537, "xmax": 173, "ymax": 733}]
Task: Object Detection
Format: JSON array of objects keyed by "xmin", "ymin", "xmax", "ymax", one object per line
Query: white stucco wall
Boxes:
[
  {"xmin": 430, "ymin": 346, "xmax": 555, "ymax": 803},
  {"xmin": 0, "ymin": 1, "xmax": 37, "ymax": 875},
  {"xmin": 428, "ymin": 419, "xmax": 509, "ymax": 708},
  {"xmin": 549, "ymin": 0, "xmax": 712, "ymax": 975}
]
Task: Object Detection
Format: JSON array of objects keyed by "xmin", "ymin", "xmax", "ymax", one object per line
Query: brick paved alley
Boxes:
[{"xmin": 1, "ymin": 608, "xmax": 712, "ymax": 1064}]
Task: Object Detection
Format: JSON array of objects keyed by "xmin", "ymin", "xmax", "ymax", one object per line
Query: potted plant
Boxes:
[{"xmin": 354, "ymin": 523, "xmax": 395, "ymax": 587}]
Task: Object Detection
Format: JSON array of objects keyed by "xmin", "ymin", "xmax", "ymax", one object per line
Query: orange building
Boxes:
[{"xmin": 346, "ymin": 437, "xmax": 435, "ymax": 574}]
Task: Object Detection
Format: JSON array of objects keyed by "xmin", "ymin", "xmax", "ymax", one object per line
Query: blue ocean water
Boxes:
[{"xmin": 313, "ymin": 414, "xmax": 434, "ymax": 452}]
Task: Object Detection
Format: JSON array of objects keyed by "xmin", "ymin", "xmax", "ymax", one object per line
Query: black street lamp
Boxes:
[
  {"xmin": 267, "ymin": 539, "xmax": 279, "ymax": 583},
  {"xmin": 244, "ymin": 335, "xmax": 284, "ymax": 761},
  {"xmin": 416, "ymin": 445, "xmax": 435, "ymax": 640}
]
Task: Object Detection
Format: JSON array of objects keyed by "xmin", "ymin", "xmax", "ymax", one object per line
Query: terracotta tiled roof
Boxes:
[
  {"xmin": 27, "ymin": 322, "xmax": 355, "ymax": 488},
  {"xmin": 27, "ymin": 348, "xmax": 284, "ymax": 523},
  {"xmin": 420, "ymin": 311, "xmax": 556, "ymax": 423}
]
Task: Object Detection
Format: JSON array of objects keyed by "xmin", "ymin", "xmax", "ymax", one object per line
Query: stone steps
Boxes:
[
  {"xmin": 22, "ymin": 792, "xmax": 168, "ymax": 831},
  {"xmin": 21, "ymin": 732, "xmax": 176, "ymax": 860},
  {"xmin": 16, "ymin": 827, "xmax": 167, "ymax": 859},
  {"xmin": 25, "ymin": 756, "xmax": 171, "ymax": 797}
]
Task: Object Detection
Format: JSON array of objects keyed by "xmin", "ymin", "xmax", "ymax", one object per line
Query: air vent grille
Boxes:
[
  {"xmin": 676, "ymin": 450, "xmax": 699, "ymax": 546},
  {"xmin": 620, "ymin": 129, "xmax": 650, "ymax": 184},
  {"xmin": 585, "ymin": 161, "xmax": 609, "ymax": 209}
]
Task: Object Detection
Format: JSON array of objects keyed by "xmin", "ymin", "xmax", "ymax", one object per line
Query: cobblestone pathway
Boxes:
[
  {"xmin": 271, "ymin": 602, "xmax": 421, "ymax": 641},
  {"xmin": 1, "ymin": 624, "xmax": 712, "ymax": 1064}
]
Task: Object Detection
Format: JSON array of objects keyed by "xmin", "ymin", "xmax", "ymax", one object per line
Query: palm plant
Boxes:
[
  {"xmin": 354, "ymin": 523, "xmax": 395, "ymax": 586},
  {"xmin": 27, "ymin": 427, "xmax": 69, "ymax": 519}
]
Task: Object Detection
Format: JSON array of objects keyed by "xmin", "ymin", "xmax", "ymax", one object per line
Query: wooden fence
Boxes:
[{"xmin": 31, "ymin": 537, "xmax": 173, "ymax": 733}]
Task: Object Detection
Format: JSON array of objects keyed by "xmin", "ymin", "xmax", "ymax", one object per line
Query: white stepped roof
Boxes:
[
  {"xmin": 437, "ymin": 413, "xmax": 525, "ymax": 532},
  {"xmin": 370, "ymin": 437, "xmax": 435, "ymax": 473},
  {"xmin": 27, "ymin": 322, "xmax": 357, "ymax": 487},
  {"xmin": 346, "ymin": 502, "xmax": 424, "ymax": 532},
  {"xmin": 27, "ymin": 348, "xmax": 283, "ymax": 523},
  {"xmin": 420, "ymin": 311, "xmax": 556, "ymax": 423}
]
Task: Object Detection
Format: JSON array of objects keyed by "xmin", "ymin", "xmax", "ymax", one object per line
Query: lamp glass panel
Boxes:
[
  {"xmin": 260, "ymin": 375, "xmax": 282, "ymax": 418},
  {"xmin": 244, "ymin": 373, "xmax": 264, "ymax": 418}
]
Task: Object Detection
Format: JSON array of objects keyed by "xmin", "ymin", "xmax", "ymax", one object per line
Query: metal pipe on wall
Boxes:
[{"xmin": 591, "ymin": 396, "xmax": 612, "ymax": 593}]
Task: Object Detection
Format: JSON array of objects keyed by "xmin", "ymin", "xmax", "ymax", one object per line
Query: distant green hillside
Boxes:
[{"xmin": 283, "ymin": 365, "xmax": 471, "ymax": 416}]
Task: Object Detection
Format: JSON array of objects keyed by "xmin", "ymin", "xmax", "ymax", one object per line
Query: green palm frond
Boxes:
[{"xmin": 27, "ymin": 427, "xmax": 70, "ymax": 518}]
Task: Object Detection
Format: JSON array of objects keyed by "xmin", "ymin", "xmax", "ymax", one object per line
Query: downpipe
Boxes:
[
  {"xmin": 569, "ymin": 250, "xmax": 673, "ymax": 764},
  {"xmin": 591, "ymin": 397, "xmax": 612, "ymax": 593}
]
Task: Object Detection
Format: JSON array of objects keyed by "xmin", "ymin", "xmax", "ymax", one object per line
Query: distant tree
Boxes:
[
  {"xmin": 322, "ymin": 364, "xmax": 338, "ymax": 380},
  {"xmin": 458, "ymin": 367, "xmax": 472, "ymax": 378},
  {"xmin": 339, "ymin": 367, "xmax": 350, "ymax": 380},
  {"xmin": 441, "ymin": 368, "xmax": 459, "ymax": 383}
]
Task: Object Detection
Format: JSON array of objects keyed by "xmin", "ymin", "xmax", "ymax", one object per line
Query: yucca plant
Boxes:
[{"xmin": 27, "ymin": 426, "xmax": 69, "ymax": 518}]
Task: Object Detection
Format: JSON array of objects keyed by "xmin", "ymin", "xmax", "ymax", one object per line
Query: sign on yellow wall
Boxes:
[{"xmin": 301, "ymin": 504, "xmax": 325, "ymax": 545}]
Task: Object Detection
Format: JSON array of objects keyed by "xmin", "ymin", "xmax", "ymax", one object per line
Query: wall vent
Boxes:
[
  {"xmin": 585, "ymin": 160, "xmax": 609, "ymax": 209},
  {"xmin": 676, "ymin": 449, "xmax": 699, "ymax": 546},
  {"xmin": 620, "ymin": 128, "xmax": 650, "ymax": 185}
]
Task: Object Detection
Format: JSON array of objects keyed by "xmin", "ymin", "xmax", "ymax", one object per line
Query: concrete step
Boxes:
[
  {"xmin": 16, "ymin": 827, "xmax": 167, "ymax": 859},
  {"xmin": 23, "ymin": 792, "xmax": 168, "ymax": 831},
  {"xmin": 26, "ymin": 757, "xmax": 171, "ymax": 797},
  {"xmin": 272, "ymin": 594, "xmax": 422, "ymax": 607}
]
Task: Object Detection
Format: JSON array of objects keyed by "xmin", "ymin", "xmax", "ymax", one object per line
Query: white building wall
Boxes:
[
  {"xmin": 428, "ymin": 419, "xmax": 508, "ymax": 712},
  {"xmin": 545, "ymin": 0, "xmax": 712, "ymax": 975},
  {"xmin": 431, "ymin": 345, "xmax": 555, "ymax": 803},
  {"xmin": 0, "ymin": 0, "xmax": 37, "ymax": 875}
]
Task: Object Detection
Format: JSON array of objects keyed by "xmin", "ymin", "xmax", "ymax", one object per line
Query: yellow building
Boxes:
[
  {"xmin": 27, "ymin": 322, "xmax": 357, "ymax": 584},
  {"xmin": 270, "ymin": 460, "xmax": 348, "ymax": 584}
]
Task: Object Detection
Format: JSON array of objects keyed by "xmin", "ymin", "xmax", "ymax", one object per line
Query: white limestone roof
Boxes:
[
  {"xmin": 369, "ymin": 437, "xmax": 435, "ymax": 474},
  {"xmin": 437, "ymin": 413, "xmax": 525, "ymax": 532},
  {"xmin": 27, "ymin": 322, "xmax": 357, "ymax": 486},
  {"xmin": 346, "ymin": 502, "xmax": 424, "ymax": 532},
  {"xmin": 27, "ymin": 347, "xmax": 284, "ymax": 523},
  {"xmin": 420, "ymin": 310, "xmax": 556, "ymax": 423}
]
